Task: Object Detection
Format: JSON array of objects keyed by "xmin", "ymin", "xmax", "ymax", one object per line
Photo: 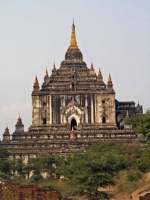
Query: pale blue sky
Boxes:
[{"xmin": 0, "ymin": 0, "xmax": 149, "ymax": 138}]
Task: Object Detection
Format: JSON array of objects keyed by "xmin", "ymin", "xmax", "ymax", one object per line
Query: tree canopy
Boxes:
[
  {"xmin": 0, "ymin": 147, "xmax": 10, "ymax": 175},
  {"xmin": 53, "ymin": 141, "xmax": 140, "ymax": 199},
  {"xmin": 125, "ymin": 109, "xmax": 150, "ymax": 137}
]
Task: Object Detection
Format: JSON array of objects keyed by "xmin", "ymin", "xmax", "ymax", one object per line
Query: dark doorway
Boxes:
[
  {"xmin": 71, "ymin": 118, "xmax": 77, "ymax": 130},
  {"xmin": 72, "ymin": 83, "xmax": 74, "ymax": 90},
  {"xmin": 43, "ymin": 118, "xmax": 47, "ymax": 124},
  {"xmin": 102, "ymin": 100, "xmax": 105, "ymax": 104},
  {"xmin": 102, "ymin": 116, "xmax": 106, "ymax": 123}
]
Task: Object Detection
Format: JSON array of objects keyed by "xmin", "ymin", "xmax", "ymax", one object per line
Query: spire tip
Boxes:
[
  {"xmin": 45, "ymin": 69, "xmax": 49, "ymax": 78},
  {"xmin": 108, "ymin": 74, "xmax": 112, "ymax": 83},
  {"xmin": 69, "ymin": 21, "xmax": 78, "ymax": 49}
]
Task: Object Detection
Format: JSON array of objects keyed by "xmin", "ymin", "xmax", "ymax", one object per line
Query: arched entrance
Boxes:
[{"xmin": 71, "ymin": 118, "xmax": 77, "ymax": 130}]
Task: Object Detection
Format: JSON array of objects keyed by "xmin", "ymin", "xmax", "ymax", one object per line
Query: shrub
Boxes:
[
  {"xmin": 31, "ymin": 174, "xmax": 43, "ymax": 182},
  {"xmin": 127, "ymin": 170, "xmax": 143, "ymax": 182},
  {"xmin": 0, "ymin": 172, "xmax": 10, "ymax": 181}
]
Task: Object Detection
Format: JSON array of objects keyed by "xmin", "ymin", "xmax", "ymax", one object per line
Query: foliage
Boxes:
[
  {"xmin": 0, "ymin": 147, "xmax": 9, "ymax": 159},
  {"xmin": 1, "ymin": 142, "xmax": 150, "ymax": 199},
  {"xmin": 0, "ymin": 172, "xmax": 10, "ymax": 181},
  {"xmin": 54, "ymin": 142, "xmax": 133, "ymax": 200},
  {"xmin": 11, "ymin": 175, "xmax": 34, "ymax": 184},
  {"xmin": 136, "ymin": 145, "xmax": 150, "ymax": 172},
  {"xmin": 125, "ymin": 109, "xmax": 150, "ymax": 137},
  {"xmin": 0, "ymin": 147, "xmax": 11, "ymax": 175},
  {"xmin": 126, "ymin": 170, "xmax": 142, "ymax": 182},
  {"xmin": 115, "ymin": 169, "xmax": 142, "ymax": 194},
  {"xmin": 31, "ymin": 174, "xmax": 43, "ymax": 182},
  {"xmin": 27, "ymin": 154, "xmax": 56, "ymax": 177},
  {"xmin": 14, "ymin": 158, "xmax": 25, "ymax": 176}
]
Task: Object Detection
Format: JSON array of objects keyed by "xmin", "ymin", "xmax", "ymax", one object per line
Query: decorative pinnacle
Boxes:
[
  {"xmin": 69, "ymin": 20, "xmax": 78, "ymax": 49},
  {"xmin": 98, "ymin": 68, "xmax": 102, "ymax": 77},
  {"xmin": 5, "ymin": 123, "xmax": 9, "ymax": 132},
  {"xmin": 108, "ymin": 74, "xmax": 112, "ymax": 83},
  {"xmin": 90, "ymin": 62, "xmax": 94, "ymax": 71},
  {"xmin": 45, "ymin": 69, "xmax": 49, "ymax": 78},
  {"xmin": 52, "ymin": 63, "xmax": 56, "ymax": 71},
  {"xmin": 34, "ymin": 75, "xmax": 39, "ymax": 84}
]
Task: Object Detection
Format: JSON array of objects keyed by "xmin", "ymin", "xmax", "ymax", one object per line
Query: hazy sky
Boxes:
[{"xmin": 0, "ymin": 0, "xmax": 149, "ymax": 139}]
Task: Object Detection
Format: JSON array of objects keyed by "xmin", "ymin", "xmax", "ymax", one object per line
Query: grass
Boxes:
[
  {"xmin": 114, "ymin": 169, "xmax": 143, "ymax": 194},
  {"xmin": 37, "ymin": 178, "xmax": 81, "ymax": 198}
]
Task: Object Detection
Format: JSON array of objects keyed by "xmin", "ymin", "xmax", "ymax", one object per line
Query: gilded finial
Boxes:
[
  {"xmin": 98, "ymin": 68, "xmax": 102, "ymax": 76},
  {"xmin": 108, "ymin": 74, "xmax": 112, "ymax": 83},
  {"xmin": 69, "ymin": 20, "xmax": 78, "ymax": 49},
  {"xmin": 90, "ymin": 62, "xmax": 94, "ymax": 71},
  {"xmin": 34, "ymin": 75, "xmax": 39, "ymax": 84},
  {"xmin": 52, "ymin": 63, "xmax": 56, "ymax": 71},
  {"xmin": 45, "ymin": 69, "xmax": 49, "ymax": 78}
]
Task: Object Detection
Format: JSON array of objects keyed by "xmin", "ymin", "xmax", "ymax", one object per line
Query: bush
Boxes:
[
  {"xmin": 42, "ymin": 183, "xmax": 58, "ymax": 192},
  {"xmin": 31, "ymin": 174, "xmax": 43, "ymax": 182},
  {"xmin": 0, "ymin": 172, "xmax": 10, "ymax": 180},
  {"xmin": 127, "ymin": 170, "xmax": 143, "ymax": 182},
  {"xmin": 12, "ymin": 176, "xmax": 34, "ymax": 184}
]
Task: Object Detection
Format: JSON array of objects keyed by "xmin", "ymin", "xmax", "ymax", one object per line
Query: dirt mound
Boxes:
[{"xmin": 131, "ymin": 172, "xmax": 150, "ymax": 200}]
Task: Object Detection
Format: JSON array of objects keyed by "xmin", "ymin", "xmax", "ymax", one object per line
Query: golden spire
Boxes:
[
  {"xmin": 44, "ymin": 69, "xmax": 49, "ymax": 78},
  {"xmin": 98, "ymin": 68, "xmax": 102, "ymax": 76},
  {"xmin": 69, "ymin": 20, "xmax": 78, "ymax": 49},
  {"xmin": 34, "ymin": 75, "xmax": 39, "ymax": 84},
  {"xmin": 90, "ymin": 62, "xmax": 94, "ymax": 71},
  {"xmin": 52, "ymin": 63, "xmax": 56, "ymax": 71},
  {"xmin": 108, "ymin": 74, "xmax": 112, "ymax": 83}
]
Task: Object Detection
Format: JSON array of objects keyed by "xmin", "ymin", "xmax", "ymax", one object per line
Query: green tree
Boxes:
[
  {"xmin": 136, "ymin": 145, "xmax": 150, "ymax": 172},
  {"xmin": 0, "ymin": 147, "xmax": 11, "ymax": 175},
  {"xmin": 15, "ymin": 158, "xmax": 25, "ymax": 177},
  {"xmin": 0, "ymin": 147, "xmax": 9, "ymax": 159},
  {"xmin": 27, "ymin": 154, "xmax": 56, "ymax": 179},
  {"xmin": 55, "ymin": 142, "xmax": 129, "ymax": 200},
  {"xmin": 125, "ymin": 109, "xmax": 150, "ymax": 137}
]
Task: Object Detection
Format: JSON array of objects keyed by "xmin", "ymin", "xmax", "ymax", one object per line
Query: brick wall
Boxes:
[{"xmin": 0, "ymin": 180, "xmax": 61, "ymax": 200}]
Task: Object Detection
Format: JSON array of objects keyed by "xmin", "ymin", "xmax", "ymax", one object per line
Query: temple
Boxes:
[{"xmin": 0, "ymin": 22, "xmax": 143, "ymax": 161}]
